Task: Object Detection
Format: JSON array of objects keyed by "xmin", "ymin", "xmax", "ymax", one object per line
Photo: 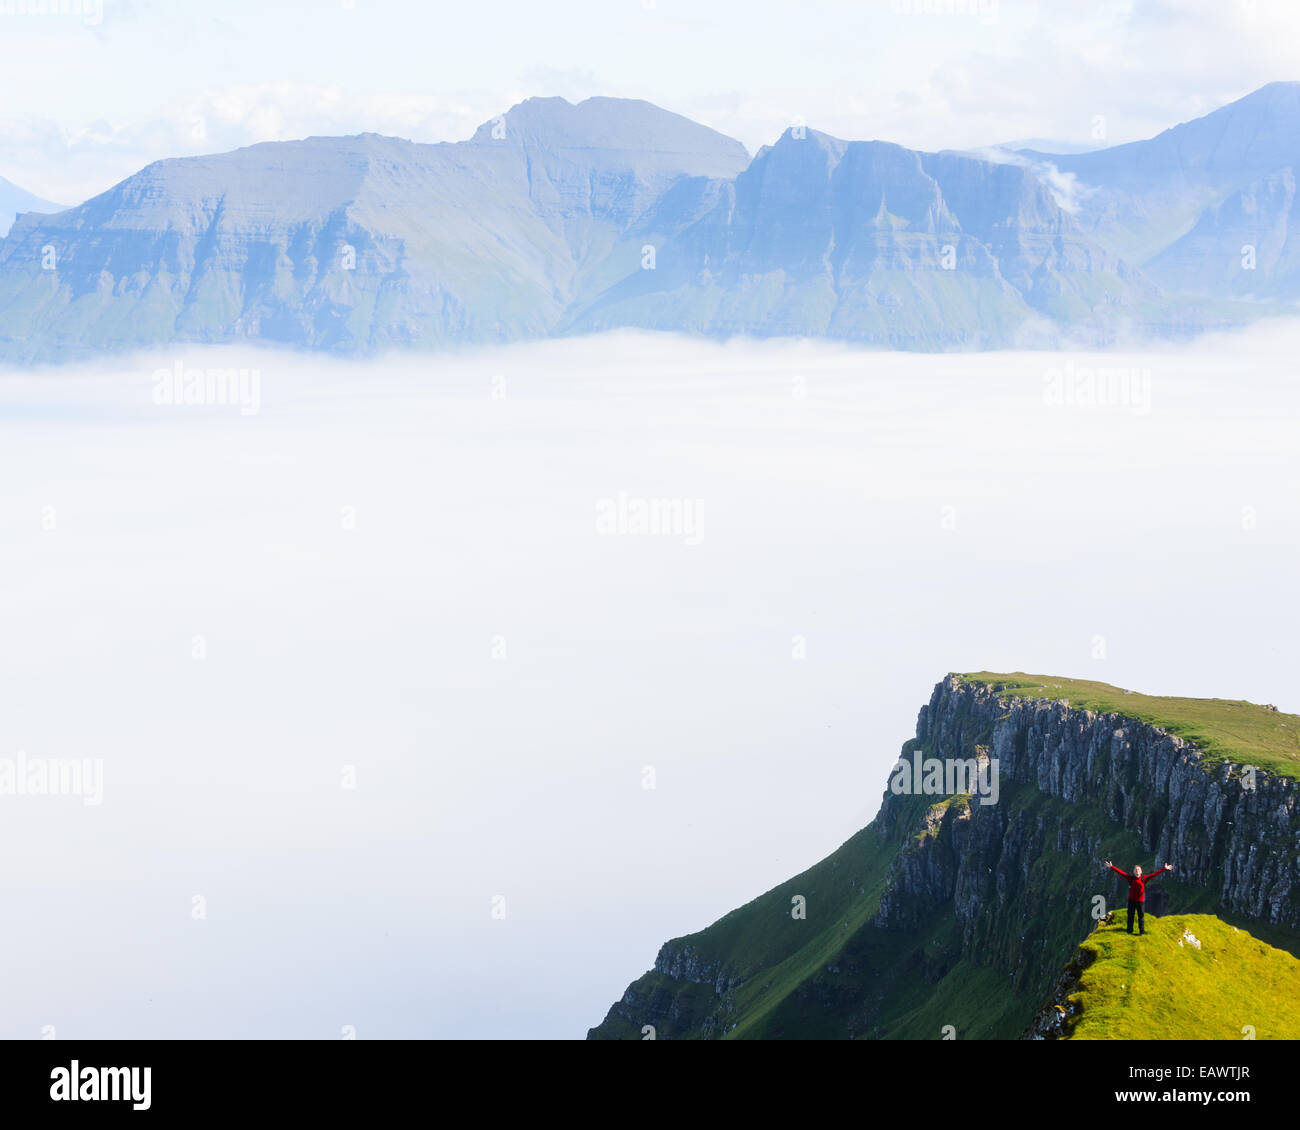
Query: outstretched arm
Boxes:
[
  {"xmin": 1105, "ymin": 861, "xmax": 1131, "ymax": 880},
  {"xmin": 1145, "ymin": 864, "xmax": 1173, "ymax": 883}
]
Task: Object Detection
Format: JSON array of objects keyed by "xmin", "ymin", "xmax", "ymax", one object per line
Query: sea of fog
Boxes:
[{"xmin": 1, "ymin": 326, "xmax": 1297, "ymax": 1038}]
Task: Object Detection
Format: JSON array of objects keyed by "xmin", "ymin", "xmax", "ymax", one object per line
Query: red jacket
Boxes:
[{"xmin": 1109, "ymin": 864, "xmax": 1169, "ymax": 902}]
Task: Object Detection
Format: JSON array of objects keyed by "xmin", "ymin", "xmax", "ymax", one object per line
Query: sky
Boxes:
[
  {"xmin": 2, "ymin": 0, "xmax": 1299, "ymax": 203},
  {"xmin": 2, "ymin": 323, "xmax": 1297, "ymax": 1036}
]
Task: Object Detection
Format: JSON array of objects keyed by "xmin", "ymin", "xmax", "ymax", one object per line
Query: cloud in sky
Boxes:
[
  {"xmin": 969, "ymin": 146, "xmax": 1094, "ymax": 213},
  {"xmin": 0, "ymin": 85, "xmax": 508, "ymax": 205},
  {"xmin": 1, "ymin": 0, "xmax": 1299, "ymax": 203},
  {"xmin": 2, "ymin": 323, "xmax": 1299, "ymax": 1035}
]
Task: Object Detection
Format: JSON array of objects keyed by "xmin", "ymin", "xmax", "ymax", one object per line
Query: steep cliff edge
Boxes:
[{"xmin": 588, "ymin": 673, "xmax": 1300, "ymax": 1039}]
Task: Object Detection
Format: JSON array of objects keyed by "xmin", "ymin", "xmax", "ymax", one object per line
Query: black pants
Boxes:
[{"xmin": 1127, "ymin": 899, "xmax": 1145, "ymax": 934}]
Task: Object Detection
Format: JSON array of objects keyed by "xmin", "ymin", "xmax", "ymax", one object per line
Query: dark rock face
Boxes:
[{"xmin": 653, "ymin": 943, "xmax": 737, "ymax": 996}]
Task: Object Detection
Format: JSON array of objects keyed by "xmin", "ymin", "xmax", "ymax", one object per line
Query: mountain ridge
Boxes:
[{"xmin": 3, "ymin": 87, "xmax": 1300, "ymax": 361}]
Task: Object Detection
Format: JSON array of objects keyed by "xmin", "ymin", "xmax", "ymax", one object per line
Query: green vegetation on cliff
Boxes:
[
  {"xmin": 957, "ymin": 671, "xmax": 1300, "ymax": 778},
  {"xmin": 589, "ymin": 674, "xmax": 1300, "ymax": 1040},
  {"xmin": 1054, "ymin": 914, "xmax": 1300, "ymax": 1040}
]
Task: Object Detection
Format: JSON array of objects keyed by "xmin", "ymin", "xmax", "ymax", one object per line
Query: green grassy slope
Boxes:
[
  {"xmin": 957, "ymin": 672, "xmax": 1300, "ymax": 778},
  {"xmin": 587, "ymin": 817, "xmax": 901, "ymax": 1040},
  {"xmin": 590, "ymin": 783, "xmax": 1194, "ymax": 1039},
  {"xmin": 1060, "ymin": 914, "xmax": 1300, "ymax": 1039}
]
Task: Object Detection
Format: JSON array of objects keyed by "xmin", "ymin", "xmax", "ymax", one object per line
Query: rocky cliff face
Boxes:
[
  {"xmin": 906, "ymin": 676, "xmax": 1299, "ymax": 929},
  {"xmin": 589, "ymin": 675, "xmax": 1300, "ymax": 1039},
  {"xmin": 853, "ymin": 674, "xmax": 1298, "ymax": 1009}
]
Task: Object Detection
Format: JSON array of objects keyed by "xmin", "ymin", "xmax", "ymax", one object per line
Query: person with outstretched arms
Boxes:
[{"xmin": 1104, "ymin": 859, "xmax": 1175, "ymax": 935}]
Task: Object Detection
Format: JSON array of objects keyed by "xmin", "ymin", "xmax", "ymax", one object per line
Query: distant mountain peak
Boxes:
[
  {"xmin": 770, "ymin": 125, "xmax": 851, "ymax": 153},
  {"xmin": 1234, "ymin": 78, "xmax": 1300, "ymax": 104},
  {"xmin": 468, "ymin": 95, "xmax": 749, "ymax": 178}
]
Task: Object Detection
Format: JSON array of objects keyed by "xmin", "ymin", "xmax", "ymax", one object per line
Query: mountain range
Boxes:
[
  {"xmin": 589, "ymin": 673, "xmax": 1300, "ymax": 1039},
  {"xmin": 3, "ymin": 85, "xmax": 1300, "ymax": 360}
]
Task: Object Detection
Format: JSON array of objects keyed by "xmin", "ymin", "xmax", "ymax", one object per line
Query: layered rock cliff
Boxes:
[{"xmin": 910, "ymin": 676, "xmax": 1298, "ymax": 929}]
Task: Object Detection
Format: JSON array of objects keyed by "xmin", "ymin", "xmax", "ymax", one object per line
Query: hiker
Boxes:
[{"xmin": 1104, "ymin": 859, "xmax": 1175, "ymax": 935}]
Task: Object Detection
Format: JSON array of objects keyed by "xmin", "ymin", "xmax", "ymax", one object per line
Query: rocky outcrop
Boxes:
[
  {"xmin": 596, "ymin": 942, "xmax": 740, "ymax": 1038},
  {"xmin": 652, "ymin": 943, "xmax": 738, "ymax": 996},
  {"xmin": 1022, "ymin": 941, "xmax": 1094, "ymax": 1040}
]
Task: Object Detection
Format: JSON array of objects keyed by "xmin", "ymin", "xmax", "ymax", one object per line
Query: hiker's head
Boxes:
[{"xmin": 1134, "ymin": 864, "xmax": 1143, "ymax": 876}]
